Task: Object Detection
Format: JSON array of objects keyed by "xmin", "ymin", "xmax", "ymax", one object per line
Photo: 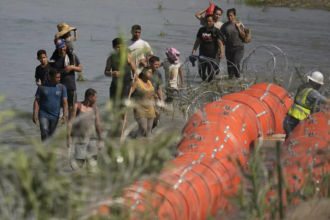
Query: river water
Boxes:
[{"xmin": 0, "ymin": 0, "xmax": 329, "ymax": 142}]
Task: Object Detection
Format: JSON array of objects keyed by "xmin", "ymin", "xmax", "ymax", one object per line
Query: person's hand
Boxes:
[
  {"xmin": 139, "ymin": 58, "xmax": 147, "ymax": 67},
  {"xmin": 111, "ymin": 71, "xmax": 120, "ymax": 77},
  {"xmin": 154, "ymin": 94, "xmax": 159, "ymax": 99},
  {"xmin": 191, "ymin": 50, "xmax": 196, "ymax": 55},
  {"xmin": 32, "ymin": 115, "xmax": 38, "ymax": 124},
  {"xmin": 64, "ymin": 65, "xmax": 74, "ymax": 73},
  {"xmin": 220, "ymin": 52, "xmax": 224, "ymax": 60},
  {"xmin": 61, "ymin": 115, "xmax": 67, "ymax": 124},
  {"xmin": 181, "ymin": 84, "xmax": 185, "ymax": 89},
  {"xmin": 161, "ymin": 106, "xmax": 166, "ymax": 111},
  {"xmin": 98, "ymin": 141, "xmax": 104, "ymax": 149},
  {"xmin": 36, "ymin": 82, "xmax": 41, "ymax": 86},
  {"xmin": 236, "ymin": 21, "xmax": 243, "ymax": 28},
  {"xmin": 67, "ymin": 137, "xmax": 72, "ymax": 148}
]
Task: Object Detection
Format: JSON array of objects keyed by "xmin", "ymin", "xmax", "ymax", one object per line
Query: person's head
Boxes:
[
  {"xmin": 227, "ymin": 8, "xmax": 236, "ymax": 23},
  {"xmin": 55, "ymin": 38, "xmax": 67, "ymax": 55},
  {"xmin": 205, "ymin": 14, "xmax": 214, "ymax": 28},
  {"xmin": 165, "ymin": 47, "xmax": 180, "ymax": 64},
  {"xmin": 140, "ymin": 67, "xmax": 153, "ymax": 80},
  {"xmin": 112, "ymin": 38, "xmax": 124, "ymax": 51},
  {"xmin": 62, "ymin": 32, "xmax": 71, "ymax": 39},
  {"xmin": 149, "ymin": 56, "xmax": 160, "ymax": 71},
  {"xmin": 131, "ymin": 25, "xmax": 141, "ymax": 41},
  {"xmin": 84, "ymin": 88, "xmax": 98, "ymax": 104},
  {"xmin": 308, "ymin": 71, "xmax": 324, "ymax": 90},
  {"xmin": 37, "ymin": 50, "xmax": 47, "ymax": 65},
  {"xmin": 213, "ymin": 6, "xmax": 223, "ymax": 22},
  {"xmin": 48, "ymin": 68, "xmax": 61, "ymax": 84}
]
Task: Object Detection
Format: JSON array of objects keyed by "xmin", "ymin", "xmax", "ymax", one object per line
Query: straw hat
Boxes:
[{"xmin": 56, "ymin": 23, "xmax": 76, "ymax": 37}]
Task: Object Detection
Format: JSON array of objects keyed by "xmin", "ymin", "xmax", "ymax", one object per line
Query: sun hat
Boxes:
[
  {"xmin": 56, "ymin": 23, "xmax": 76, "ymax": 37},
  {"xmin": 54, "ymin": 38, "xmax": 66, "ymax": 49}
]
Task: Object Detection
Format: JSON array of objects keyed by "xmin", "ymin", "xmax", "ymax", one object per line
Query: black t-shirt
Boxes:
[
  {"xmin": 110, "ymin": 52, "xmax": 132, "ymax": 85},
  {"xmin": 50, "ymin": 53, "xmax": 81, "ymax": 90},
  {"xmin": 35, "ymin": 63, "xmax": 50, "ymax": 84},
  {"xmin": 197, "ymin": 26, "xmax": 223, "ymax": 58}
]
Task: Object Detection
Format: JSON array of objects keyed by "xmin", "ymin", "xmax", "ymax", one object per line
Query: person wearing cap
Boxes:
[
  {"xmin": 127, "ymin": 25, "xmax": 153, "ymax": 76},
  {"xmin": 55, "ymin": 22, "xmax": 77, "ymax": 52},
  {"xmin": 284, "ymin": 71, "xmax": 330, "ymax": 139},
  {"xmin": 50, "ymin": 38, "xmax": 82, "ymax": 121}
]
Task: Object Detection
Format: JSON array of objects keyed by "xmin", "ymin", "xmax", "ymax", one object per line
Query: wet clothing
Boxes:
[
  {"xmin": 196, "ymin": 26, "xmax": 223, "ymax": 58},
  {"xmin": 127, "ymin": 39, "xmax": 153, "ymax": 75},
  {"xmin": 163, "ymin": 59, "xmax": 181, "ymax": 89},
  {"xmin": 150, "ymin": 70, "xmax": 163, "ymax": 96},
  {"xmin": 70, "ymin": 105, "xmax": 99, "ymax": 171},
  {"xmin": 39, "ymin": 116, "xmax": 59, "ymax": 141},
  {"xmin": 109, "ymin": 52, "xmax": 132, "ymax": 101},
  {"xmin": 35, "ymin": 63, "xmax": 50, "ymax": 84},
  {"xmin": 196, "ymin": 26, "xmax": 223, "ymax": 81},
  {"xmin": 35, "ymin": 82, "xmax": 67, "ymax": 121},
  {"xmin": 220, "ymin": 22, "xmax": 244, "ymax": 49},
  {"xmin": 50, "ymin": 51, "xmax": 81, "ymax": 90},
  {"xmin": 67, "ymin": 89, "xmax": 77, "ymax": 106},
  {"xmin": 136, "ymin": 118, "xmax": 154, "ymax": 138},
  {"xmin": 221, "ymin": 22, "xmax": 245, "ymax": 78},
  {"xmin": 198, "ymin": 58, "xmax": 219, "ymax": 82},
  {"xmin": 108, "ymin": 52, "xmax": 132, "ymax": 102},
  {"xmin": 133, "ymin": 78, "xmax": 156, "ymax": 119},
  {"xmin": 225, "ymin": 47, "xmax": 244, "ymax": 78}
]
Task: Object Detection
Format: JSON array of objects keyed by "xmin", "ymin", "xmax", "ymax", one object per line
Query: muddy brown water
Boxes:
[{"xmin": 0, "ymin": 0, "xmax": 330, "ymax": 144}]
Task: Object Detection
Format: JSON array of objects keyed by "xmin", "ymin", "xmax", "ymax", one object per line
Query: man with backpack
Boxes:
[
  {"xmin": 67, "ymin": 88, "xmax": 103, "ymax": 172},
  {"xmin": 50, "ymin": 38, "xmax": 82, "ymax": 121},
  {"xmin": 33, "ymin": 68, "xmax": 68, "ymax": 141}
]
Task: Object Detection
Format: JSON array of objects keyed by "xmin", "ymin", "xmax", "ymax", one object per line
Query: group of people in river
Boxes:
[{"xmin": 32, "ymin": 5, "xmax": 250, "ymax": 171}]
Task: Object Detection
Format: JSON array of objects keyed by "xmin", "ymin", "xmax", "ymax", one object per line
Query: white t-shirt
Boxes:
[
  {"xmin": 127, "ymin": 39, "xmax": 153, "ymax": 74},
  {"xmin": 163, "ymin": 59, "xmax": 181, "ymax": 89},
  {"xmin": 200, "ymin": 17, "xmax": 223, "ymax": 29}
]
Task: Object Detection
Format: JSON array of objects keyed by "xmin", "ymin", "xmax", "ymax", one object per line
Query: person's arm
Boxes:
[
  {"xmin": 157, "ymin": 86, "xmax": 165, "ymax": 110},
  {"xmin": 73, "ymin": 30, "xmax": 77, "ymax": 41},
  {"xmin": 192, "ymin": 38, "xmax": 201, "ymax": 55},
  {"xmin": 179, "ymin": 67, "xmax": 184, "ymax": 88},
  {"xmin": 33, "ymin": 98, "xmax": 40, "ymax": 124},
  {"xmin": 65, "ymin": 55, "xmax": 82, "ymax": 73},
  {"xmin": 218, "ymin": 38, "xmax": 224, "ymax": 59},
  {"xmin": 128, "ymin": 54, "xmax": 138, "ymax": 81},
  {"xmin": 35, "ymin": 68, "xmax": 41, "ymax": 85},
  {"xmin": 195, "ymin": 8, "xmax": 207, "ymax": 20},
  {"xmin": 104, "ymin": 56, "xmax": 113, "ymax": 77},
  {"xmin": 236, "ymin": 21, "xmax": 246, "ymax": 40},
  {"xmin": 62, "ymin": 98, "xmax": 68, "ymax": 124}
]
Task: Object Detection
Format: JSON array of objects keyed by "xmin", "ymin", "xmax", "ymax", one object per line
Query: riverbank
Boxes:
[{"xmin": 244, "ymin": 0, "xmax": 330, "ymax": 11}]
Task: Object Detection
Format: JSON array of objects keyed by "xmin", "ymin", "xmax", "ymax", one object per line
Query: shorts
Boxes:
[{"xmin": 67, "ymin": 89, "xmax": 77, "ymax": 106}]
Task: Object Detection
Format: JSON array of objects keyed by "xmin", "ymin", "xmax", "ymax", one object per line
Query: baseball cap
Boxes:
[{"xmin": 54, "ymin": 38, "xmax": 66, "ymax": 49}]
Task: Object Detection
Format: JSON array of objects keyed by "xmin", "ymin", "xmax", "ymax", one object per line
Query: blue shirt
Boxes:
[{"xmin": 35, "ymin": 82, "xmax": 67, "ymax": 120}]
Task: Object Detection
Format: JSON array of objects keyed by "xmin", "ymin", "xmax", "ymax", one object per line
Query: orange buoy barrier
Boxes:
[{"xmin": 94, "ymin": 83, "xmax": 296, "ymax": 219}]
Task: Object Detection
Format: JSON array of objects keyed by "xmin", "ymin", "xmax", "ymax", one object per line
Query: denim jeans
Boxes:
[{"xmin": 39, "ymin": 116, "xmax": 59, "ymax": 141}]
